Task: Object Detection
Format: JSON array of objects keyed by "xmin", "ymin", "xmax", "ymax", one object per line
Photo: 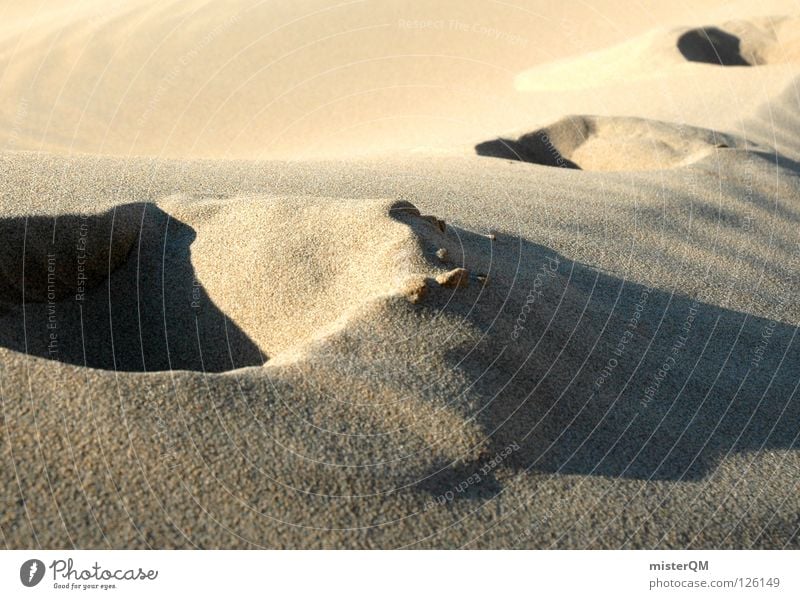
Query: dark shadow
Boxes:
[
  {"xmin": 752, "ymin": 149, "xmax": 800, "ymax": 177},
  {"xmin": 475, "ymin": 135, "xmax": 580, "ymax": 168},
  {"xmin": 416, "ymin": 460, "xmax": 503, "ymax": 502},
  {"xmin": 0, "ymin": 203, "xmax": 266, "ymax": 372},
  {"xmin": 391, "ymin": 216, "xmax": 799, "ymax": 489},
  {"xmin": 677, "ymin": 27, "xmax": 750, "ymax": 66}
]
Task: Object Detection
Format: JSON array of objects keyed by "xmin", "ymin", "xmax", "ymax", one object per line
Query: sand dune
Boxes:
[
  {"xmin": 1, "ymin": 0, "xmax": 799, "ymax": 549},
  {"xmin": 516, "ymin": 15, "xmax": 800, "ymax": 92},
  {"xmin": 2, "ymin": 141, "xmax": 798, "ymax": 548},
  {"xmin": 0, "ymin": 0, "xmax": 773, "ymax": 159}
]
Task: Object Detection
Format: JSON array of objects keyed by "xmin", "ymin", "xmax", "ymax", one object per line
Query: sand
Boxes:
[{"xmin": 1, "ymin": 0, "xmax": 799, "ymax": 549}]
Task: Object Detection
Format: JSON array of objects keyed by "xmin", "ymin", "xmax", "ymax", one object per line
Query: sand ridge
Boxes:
[
  {"xmin": 0, "ymin": 194, "xmax": 500, "ymax": 371},
  {"xmin": 475, "ymin": 115, "xmax": 758, "ymax": 171}
]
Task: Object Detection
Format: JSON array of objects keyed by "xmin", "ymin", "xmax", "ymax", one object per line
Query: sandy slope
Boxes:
[
  {"xmin": 0, "ymin": 0, "xmax": 773, "ymax": 159},
  {"xmin": 1, "ymin": 0, "xmax": 799, "ymax": 548}
]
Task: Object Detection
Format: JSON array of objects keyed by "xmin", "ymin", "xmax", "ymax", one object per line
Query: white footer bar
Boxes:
[{"xmin": 1, "ymin": 550, "xmax": 796, "ymax": 598}]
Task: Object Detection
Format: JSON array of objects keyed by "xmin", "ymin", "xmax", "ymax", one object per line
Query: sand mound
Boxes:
[
  {"xmin": 516, "ymin": 16, "xmax": 800, "ymax": 91},
  {"xmin": 682, "ymin": 16, "xmax": 800, "ymax": 66},
  {"xmin": 0, "ymin": 196, "xmax": 491, "ymax": 371},
  {"xmin": 476, "ymin": 115, "xmax": 746, "ymax": 171},
  {"xmin": 162, "ymin": 196, "xmax": 462, "ymax": 360}
]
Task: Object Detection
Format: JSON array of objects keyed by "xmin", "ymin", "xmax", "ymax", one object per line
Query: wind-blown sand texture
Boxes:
[{"xmin": 1, "ymin": 0, "xmax": 799, "ymax": 548}]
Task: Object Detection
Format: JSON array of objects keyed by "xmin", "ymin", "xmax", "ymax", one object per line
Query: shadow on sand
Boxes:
[
  {"xmin": 0, "ymin": 203, "xmax": 265, "ymax": 372},
  {"xmin": 396, "ymin": 219, "xmax": 798, "ymax": 490},
  {"xmin": 475, "ymin": 133, "xmax": 579, "ymax": 168},
  {"xmin": 677, "ymin": 26, "xmax": 750, "ymax": 66}
]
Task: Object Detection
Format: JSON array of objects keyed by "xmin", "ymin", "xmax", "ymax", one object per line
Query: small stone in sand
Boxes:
[
  {"xmin": 477, "ymin": 274, "xmax": 489, "ymax": 286},
  {"xmin": 402, "ymin": 277, "xmax": 429, "ymax": 304},
  {"xmin": 435, "ymin": 248, "xmax": 449, "ymax": 262},
  {"xmin": 436, "ymin": 268, "xmax": 469, "ymax": 289}
]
